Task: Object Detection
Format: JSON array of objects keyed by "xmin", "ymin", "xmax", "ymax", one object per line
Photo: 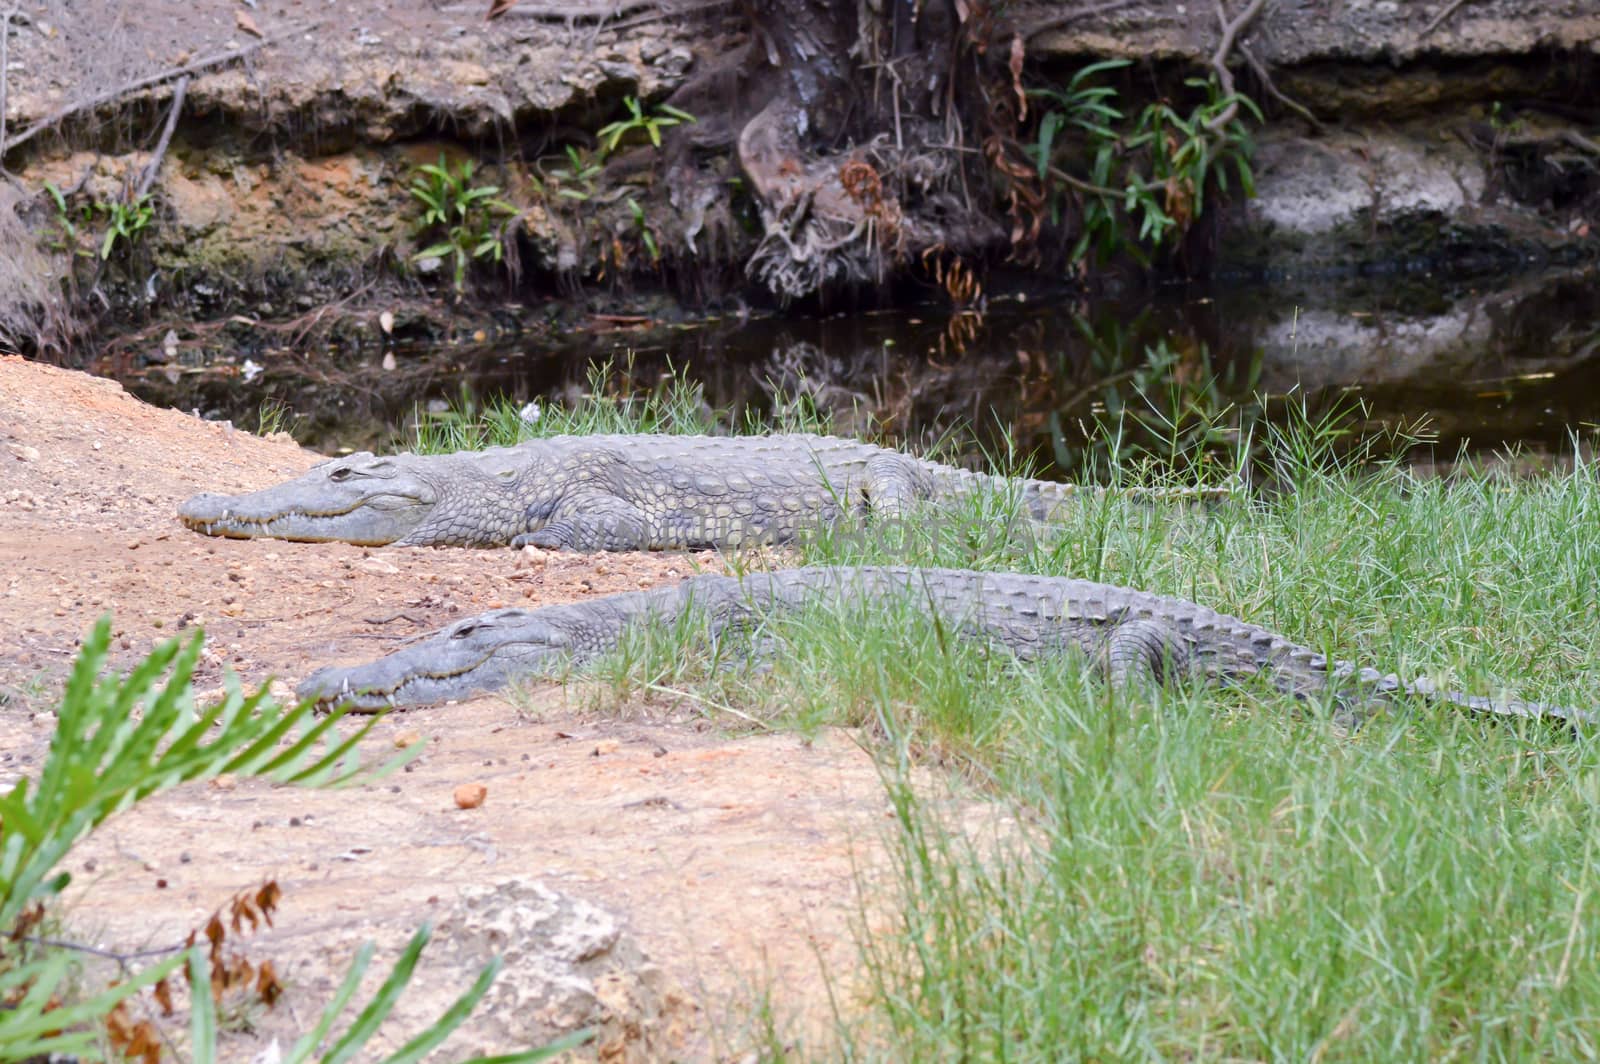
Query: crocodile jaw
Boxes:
[
  {"xmin": 296, "ymin": 616, "xmax": 573, "ymax": 710},
  {"xmin": 178, "ymin": 462, "xmax": 435, "ymax": 545}
]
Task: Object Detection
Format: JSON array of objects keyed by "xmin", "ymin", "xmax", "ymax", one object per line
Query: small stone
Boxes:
[
  {"xmin": 454, "ymin": 782, "xmax": 487, "ymax": 809},
  {"xmin": 210, "ymin": 774, "xmax": 237, "ymax": 790},
  {"xmin": 593, "ymin": 739, "xmax": 621, "ymax": 756},
  {"xmin": 395, "ymin": 730, "xmax": 423, "ymax": 749}
]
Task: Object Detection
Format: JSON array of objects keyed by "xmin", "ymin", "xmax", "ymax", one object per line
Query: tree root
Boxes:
[{"xmin": 135, "ymin": 76, "xmax": 188, "ymax": 200}]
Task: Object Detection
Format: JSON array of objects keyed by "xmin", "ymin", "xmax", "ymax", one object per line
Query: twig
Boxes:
[
  {"xmin": 18, "ymin": 934, "xmax": 185, "ymax": 962},
  {"xmin": 135, "ymin": 75, "xmax": 188, "ymax": 199},
  {"xmin": 642, "ymin": 681, "xmax": 772, "ymax": 730},
  {"xmin": 1421, "ymin": 0, "xmax": 1474, "ymax": 37},
  {"xmin": 1023, "ymin": 0, "xmax": 1146, "ymax": 42},
  {"xmin": 485, "ymin": 0, "xmax": 659, "ymax": 20},
  {"xmin": 1, "ymin": 33, "xmax": 279, "ymax": 155},
  {"xmin": 1239, "ymin": 42, "xmax": 1321, "ymax": 129}
]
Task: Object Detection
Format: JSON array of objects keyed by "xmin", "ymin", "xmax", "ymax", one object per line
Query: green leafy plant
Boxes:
[
  {"xmin": 0, "ymin": 618, "xmax": 586, "ymax": 1062},
  {"xmin": 596, "ymin": 96, "xmax": 696, "ymax": 154},
  {"xmin": 40, "ymin": 184, "xmax": 153, "ymax": 262},
  {"xmin": 546, "ymin": 145, "xmax": 605, "ymax": 203},
  {"xmin": 1031, "ymin": 67, "xmax": 1261, "ymax": 265},
  {"xmin": 43, "ymin": 181, "xmax": 93, "ymax": 256},
  {"xmin": 94, "ymin": 193, "xmax": 156, "ymax": 261},
  {"xmin": 626, "ymin": 197, "xmax": 659, "ymax": 262},
  {"xmin": 409, "ymin": 156, "xmax": 517, "ymax": 293}
]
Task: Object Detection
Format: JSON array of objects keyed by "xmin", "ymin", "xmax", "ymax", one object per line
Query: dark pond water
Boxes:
[{"xmin": 99, "ymin": 264, "xmax": 1600, "ymax": 479}]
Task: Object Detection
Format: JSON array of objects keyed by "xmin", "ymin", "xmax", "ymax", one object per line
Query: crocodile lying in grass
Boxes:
[
  {"xmin": 179, "ymin": 434, "xmax": 1228, "ymax": 551},
  {"xmin": 296, "ymin": 566, "xmax": 1593, "ymax": 729}
]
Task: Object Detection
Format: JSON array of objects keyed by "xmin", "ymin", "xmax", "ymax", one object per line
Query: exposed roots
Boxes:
[{"xmin": 0, "ymin": 181, "xmax": 74, "ymax": 355}]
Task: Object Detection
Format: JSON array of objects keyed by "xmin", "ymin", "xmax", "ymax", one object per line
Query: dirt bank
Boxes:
[{"xmin": 0, "ymin": 354, "xmax": 952, "ymax": 1058}]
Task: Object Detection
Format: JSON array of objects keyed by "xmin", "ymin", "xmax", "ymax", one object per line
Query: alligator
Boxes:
[
  {"xmin": 178, "ymin": 433, "xmax": 1229, "ymax": 551},
  {"xmin": 295, "ymin": 566, "xmax": 1593, "ymax": 729}
]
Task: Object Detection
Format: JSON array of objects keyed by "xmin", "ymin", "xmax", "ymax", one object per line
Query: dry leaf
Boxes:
[
  {"xmin": 235, "ymin": 9, "xmax": 264, "ymax": 37},
  {"xmin": 1009, "ymin": 35, "xmax": 1027, "ymax": 122}
]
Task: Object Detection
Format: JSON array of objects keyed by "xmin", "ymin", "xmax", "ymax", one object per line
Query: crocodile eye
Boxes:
[
  {"xmin": 451, "ymin": 621, "xmax": 493, "ymax": 639},
  {"xmin": 329, "ymin": 467, "xmax": 352, "ymax": 482}
]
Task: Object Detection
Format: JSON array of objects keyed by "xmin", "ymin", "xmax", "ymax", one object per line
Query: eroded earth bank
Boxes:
[
  {"xmin": 0, "ymin": 0, "xmax": 1596, "ymax": 353},
  {"xmin": 1, "ymin": 354, "xmax": 986, "ymax": 1058}
]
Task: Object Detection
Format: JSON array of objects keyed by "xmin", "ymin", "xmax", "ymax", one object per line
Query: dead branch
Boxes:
[
  {"xmin": 135, "ymin": 75, "xmax": 188, "ymax": 200},
  {"xmin": 483, "ymin": 0, "xmax": 660, "ymax": 20},
  {"xmin": 1421, "ymin": 0, "xmax": 1475, "ymax": 38},
  {"xmin": 1, "ymin": 32, "xmax": 282, "ymax": 156},
  {"xmin": 1497, "ymin": 129, "xmax": 1600, "ymax": 159}
]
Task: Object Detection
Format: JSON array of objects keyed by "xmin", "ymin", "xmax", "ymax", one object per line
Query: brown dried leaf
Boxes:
[
  {"xmin": 11, "ymin": 902, "xmax": 45, "ymax": 939},
  {"xmin": 204, "ymin": 914, "xmax": 225, "ymax": 954},
  {"xmin": 235, "ymin": 9, "xmax": 263, "ymax": 38},
  {"xmin": 105, "ymin": 1002, "xmax": 162, "ymax": 1064},
  {"xmin": 152, "ymin": 976, "xmax": 175, "ymax": 1017},
  {"xmin": 230, "ymin": 893, "xmax": 260, "ymax": 934},
  {"xmin": 257, "ymin": 959, "xmax": 283, "ymax": 1007},
  {"xmin": 1009, "ymin": 35, "xmax": 1027, "ymax": 122},
  {"xmin": 256, "ymin": 880, "xmax": 282, "ymax": 923}
]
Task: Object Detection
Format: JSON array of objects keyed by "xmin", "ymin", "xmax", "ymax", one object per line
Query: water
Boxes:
[{"xmin": 99, "ymin": 264, "xmax": 1600, "ymax": 477}]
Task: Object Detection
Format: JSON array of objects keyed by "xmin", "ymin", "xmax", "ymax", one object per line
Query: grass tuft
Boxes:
[{"xmin": 408, "ymin": 359, "xmax": 836, "ymax": 454}]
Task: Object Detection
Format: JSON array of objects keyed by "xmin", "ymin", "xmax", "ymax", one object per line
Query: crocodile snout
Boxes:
[{"xmin": 178, "ymin": 492, "xmax": 232, "ymax": 525}]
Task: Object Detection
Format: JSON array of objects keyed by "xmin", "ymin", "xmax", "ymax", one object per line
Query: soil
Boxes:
[{"xmin": 0, "ymin": 354, "xmax": 933, "ymax": 1059}]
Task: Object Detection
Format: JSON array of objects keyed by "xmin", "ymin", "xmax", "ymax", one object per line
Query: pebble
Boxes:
[
  {"xmin": 453, "ymin": 782, "xmax": 487, "ymax": 809},
  {"xmin": 394, "ymin": 730, "xmax": 422, "ymax": 749}
]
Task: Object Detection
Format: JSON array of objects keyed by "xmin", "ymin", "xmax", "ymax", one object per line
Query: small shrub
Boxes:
[{"xmin": 409, "ymin": 156, "xmax": 517, "ymax": 293}]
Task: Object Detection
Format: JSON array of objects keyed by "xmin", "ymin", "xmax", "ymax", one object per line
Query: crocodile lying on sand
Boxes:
[
  {"xmin": 179, "ymin": 433, "xmax": 1228, "ymax": 551},
  {"xmin": 297, "ymin": 566, "xmax": 1593, "ymax": 729}
]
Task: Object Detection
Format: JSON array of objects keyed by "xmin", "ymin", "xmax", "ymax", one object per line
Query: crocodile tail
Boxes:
[
  {"xmin": 1405, "ymin": 676, "xmax": 1598, "ymax": 729},
  {"xmin": 927, "ymin": 467, "xmax": 1096, "ymax": 521},
  {"xmin": 929, "ymin": 465, "xmax": 1240, "ymax": 519}
]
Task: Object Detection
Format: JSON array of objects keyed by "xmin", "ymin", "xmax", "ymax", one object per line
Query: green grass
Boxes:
[
  {"xmin": 573, "ymin": 412, "xmax": 1600, "ymax": 1059},
  {"xmin": 402, "ymin": 365, "xmax": 1600, "ymax": 1057},
  {"xmin": 408, "ymin": 359, "xmax": 836, "ymax": 454}
]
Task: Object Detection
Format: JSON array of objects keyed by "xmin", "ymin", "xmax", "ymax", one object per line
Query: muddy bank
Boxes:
[{"xmin": 0, "ymin": 0, "xmax": 1594, "ymax": 353}]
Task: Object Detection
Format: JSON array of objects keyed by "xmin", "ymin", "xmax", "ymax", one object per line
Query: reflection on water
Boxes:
[{"xmin": 98, "ymin": 265, "xmax": 1600, "ymax": 477}]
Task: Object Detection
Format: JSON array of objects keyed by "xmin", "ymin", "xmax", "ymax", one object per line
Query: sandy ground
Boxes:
[{"xmin": 0, "ymin": 355, "xmax": 929, "ymax": 1059}]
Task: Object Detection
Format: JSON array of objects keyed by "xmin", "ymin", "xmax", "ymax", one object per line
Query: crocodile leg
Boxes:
[
  {"xmin": 857, "ymin": 453, "xmax": 936, "ymax": 517},
  {"xmin": 513, "ymin": 493, "xmax": 652, "ymax": 551},
  {"xmin": 1103, "ymin": 617, "xmax": 1191, "ymax": 689}
]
